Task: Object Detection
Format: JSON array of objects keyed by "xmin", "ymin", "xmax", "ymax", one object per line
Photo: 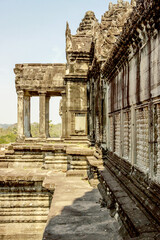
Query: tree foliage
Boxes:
[{"xmin": 0, "ymin": 122, "xmax": 61, "ymax": 144}]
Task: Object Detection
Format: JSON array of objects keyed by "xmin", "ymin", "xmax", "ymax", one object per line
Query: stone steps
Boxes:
[
  {"xmin": 0, "ymin": 208, "xmax": 49, "ymax": 214},
  {"xmin": 0, "ymin": 222, "xmax": 45, "ymax": 240},
  {"xmin": 65, "ymin": 147, "xmax": 94, "ymax": 176},
  {"xmin": 8, "ymin": 162, "xmax": 43, "ymax": 168},
  {"xmin": 98, "ymin": 168, "xmax": 159, "ymax": 238},
  {"xmin": 104, "ymin": 151, "xmax": 160, "ymax": 228},
  {"xmin": 0, "ymin": 211, "xmax": 49, "ymax": 217},
  {"xmin": 0, "ymin": 215, "xmax": 48, "ymax": 223},
  {"xmin": 66, "ymin": 169, "xmax": 88, "ymax": 177},
  {"xmin": 0, "ymin": 201, "xmax": 50, "ymax": 208},
  {"xmin": 86, "ymin": 149, "xmax": 160, "ymax": 238},
  {"xmin": 14, "ymin": 151, "xmax": 44, "ymax": 155},
  {"xmin": 0, "ymin": 196, "xmax": 49, "ymax": 201},
  {"xmin": 0, "ymin": 158, "xmax": 44, "ymax": 162},
  {"xmin": 0, "ymin": 151, "xmax": 44, "ymax": 168},
  {"xmin": 44, "ymin": 154, "xmax": 68, "ymax": 170},
  {"xmin": 1, "ymin": 155, "xmax": 43, "ymax": 159},
  {"xmin": 69, "ymin": 160, "xmax": 88, "ymax": 170}
]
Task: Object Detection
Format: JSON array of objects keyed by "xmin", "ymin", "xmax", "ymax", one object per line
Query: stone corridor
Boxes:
[{"xmin": 42, "ymin": 172, "xmax": 126, "ymax": 240}]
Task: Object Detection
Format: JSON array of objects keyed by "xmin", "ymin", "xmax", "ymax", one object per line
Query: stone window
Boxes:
[{"xmin": 75, "ymin": 113, "xmax": 86, "ymax": 134}]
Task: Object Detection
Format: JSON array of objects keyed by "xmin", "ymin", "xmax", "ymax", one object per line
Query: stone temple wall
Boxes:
[{"xmin": 88, "ymin": 0, "xmax": 160, "ymax": 183}]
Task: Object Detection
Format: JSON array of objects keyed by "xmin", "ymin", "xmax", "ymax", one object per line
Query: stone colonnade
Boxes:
[{"xmin": 17, "ymin": 90, "xmax": 58, "ymax": 140}]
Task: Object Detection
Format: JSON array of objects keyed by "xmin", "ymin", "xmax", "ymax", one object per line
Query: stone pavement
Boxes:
[{"xmin": 43, "ymin": 172, "xmax": 125, "ymax": 240}]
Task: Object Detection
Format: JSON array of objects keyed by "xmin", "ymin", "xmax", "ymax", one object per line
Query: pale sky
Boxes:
[{"xmin": 0, "ymin": 0, "xmax": 119, "ymax": 124}]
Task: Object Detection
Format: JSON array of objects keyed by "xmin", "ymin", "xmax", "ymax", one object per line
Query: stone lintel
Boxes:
[{"xmin": 64, "ymin": 75, "xmax": 87, "ymax": 82}]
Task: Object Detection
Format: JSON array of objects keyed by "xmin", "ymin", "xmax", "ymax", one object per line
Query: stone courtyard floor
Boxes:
[
  {"xmin": 0, "ymin": 169, "xmax": 125, "ymax": 240},
  {"xmin": 42, "ymin": 172, "xmax": 124, "ymax": 240}
]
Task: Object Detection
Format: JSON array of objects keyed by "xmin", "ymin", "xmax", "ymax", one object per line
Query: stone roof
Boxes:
[
  {"xmin": 14, "ymin": 63, "xmax": 66, "ymax": 93},
  {"xmin": 66, "ymin": 11, "xmax": 98, "ymax": 54},
  {"xmin": 76, "ymin": 11, "xmax": 99, "ymax": 36},
  {"xmin": 102, "ymin": 0, "xmax": 160, "ymax": 78},
  {"xmin": 94, "ymin": 0, "xmax": 134, "ymax": 61}
]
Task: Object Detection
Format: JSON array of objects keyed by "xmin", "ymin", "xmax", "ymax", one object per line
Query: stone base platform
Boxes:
[
  {"xmin": 0, "ymin": 143, "xmax": 95, "ymax": 177},
  {"xmin": 0, "ymin": 168, "xmax": 55, "ymax": 240}
]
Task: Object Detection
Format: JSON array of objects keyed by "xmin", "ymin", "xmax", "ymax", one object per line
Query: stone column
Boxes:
[
  {"xmin": 39, "ymin": 92, "xmax": 50, "ymax": 138},
  {"xmin": 120, "ymin": 110, "xmax": 124, "ymax": 157},
  {"xmin": 148, "ymin": 102, "xmax": 154, "ymax": 178},
  {"xmin": 131, "ymin": 105, "xmax": 136, "ymax": 165},
  {"xmin": 61, "ymin": 92, "xmax": 66, "ymax": 138},
  {"xmin": 106, "ymin": 83, "xmax": 109, "ymax": 149},
  {"xmin": 24, "ymin": 95, "xmax": 31, "ymax": 137},
  {"xmin": 45, "ymin": 96, "xmax": 50, "ymax": 138},
  {"xmin": 17, "ymin": 90, "xmax": 25, "ymax": 141}
]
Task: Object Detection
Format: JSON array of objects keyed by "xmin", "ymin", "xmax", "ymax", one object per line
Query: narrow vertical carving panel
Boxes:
[
  {"xmin": 114, "ymin": 113, "xmax": 120, "ymax": 155},
  {"xmin": 95, "ymin": 116, "xmax": 100, "ymax": 143},
  {"xmin": 123, "ymin": 111, "xmax": 131, "ymax": 161},
  {"xmin": 136, "ymin": 107, "xmax": 149, "ymax": 172},
  {"xmin": 154, "ymin": 103, "xmax": 160, "ymax": 182},
  {"xmin": 109, "ymin": 116, "xmax": 114, "ymax": 152}
]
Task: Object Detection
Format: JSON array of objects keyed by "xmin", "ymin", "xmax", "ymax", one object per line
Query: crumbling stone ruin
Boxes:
[{"xmin": 0, "ymin": 0, "xmax": 160, "ymax": 239}]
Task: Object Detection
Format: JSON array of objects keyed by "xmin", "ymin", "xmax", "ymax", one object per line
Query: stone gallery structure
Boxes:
[{"xmin": 1, "ymin": 0, "xmax": 160, "ymax": 239}]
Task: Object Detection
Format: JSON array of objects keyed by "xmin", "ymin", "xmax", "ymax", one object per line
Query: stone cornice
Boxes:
[
  {"xmin": 64, "ymin": 74, "xmax": 88, "ymax": 82},
  {"xmin": 102, "ymin": 0, "xmax": 160, "ymax": 80}
]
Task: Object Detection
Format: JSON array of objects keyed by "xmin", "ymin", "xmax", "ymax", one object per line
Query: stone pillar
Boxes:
[
  {"xmin": 45, "ymin": 96, "xmax": 50, "ymax": 138},
  {"xmin": 24, "ymin": 95, "xmax": 31, "ymax": 137},
  {"xmin": 39, "ymin": 92, "xmax": 46, "ymax": 138},
  {"xmin": 131, "ymin": 105, "xmax": 136, "ymax": 165},
  {"xmin": 106, "ymin": 83, "xmax": 109, "ymax": 148},
  {"xmin": 61, "ymin": 92, "xmax": 66, "ymax": 138},
  {"xmin": 148, "ymin": 102, "xmax": 154, "ymax": 178},
  {"xmin": 17, "ymin": 90, "xmax": 25, "ymax": 141},
  {"xmin": 120, "ymin": 110, "xmax": 124, "ymax": 157},
  {"xmin": 39, "ymin": 92, "xmax": 50, "ymax": 138}
]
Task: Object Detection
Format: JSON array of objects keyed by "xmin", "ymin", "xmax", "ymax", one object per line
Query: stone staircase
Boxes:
[
  {"xmin": 44, "ymin": 153, "xmax": 68, "ymax": 171},
  {"xmin": 0, "ymin": 144, "xmax": 95, "ymax": 177},
  {"xmin": 66, "ymin": 147, "xmax": 94, "ymax": 177},
  {"xmin": 0, "ymin": 170, "xmax": 54, "ymax": 240},
  {"xmin": 0, "ymin": 146, "xmax": 44, "ymax": 168}
]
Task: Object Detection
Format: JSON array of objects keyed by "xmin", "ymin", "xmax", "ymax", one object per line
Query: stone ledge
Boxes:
[
  {"xmin": 66, "ymin": 147, "xmax": 94, "ymax": 156},
  {"xmin": 104, "ymin": 150, "xmax": 160, "ymax": 228},
  {"xmin": 0, "ymin": 169, "xmax": 47, "ymax": 182},
  {"xmin": 98, "ymin": 168, "xmax": 159, "ymax": 238},
  {"xmin": 86, "ymin": 156, "xmax": 104, "ymax": 169}
]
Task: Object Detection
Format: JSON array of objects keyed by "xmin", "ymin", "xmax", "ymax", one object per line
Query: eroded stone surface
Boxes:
[
  {"xmin": 43, "ymin": 173, "xmax": 127, "ymax": 240},
  {"xmin": 0, "ymin": 169, "xmax": 55, "ymax": 240}
]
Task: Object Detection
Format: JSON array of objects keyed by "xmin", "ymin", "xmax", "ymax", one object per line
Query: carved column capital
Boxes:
[
  {"xmin": 17, "ymin": 90, "xmax": 24, "ymax": 96},
  {"xmin": 38, "ymin": 91, "xmax": 47, "ymax": 95}
]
